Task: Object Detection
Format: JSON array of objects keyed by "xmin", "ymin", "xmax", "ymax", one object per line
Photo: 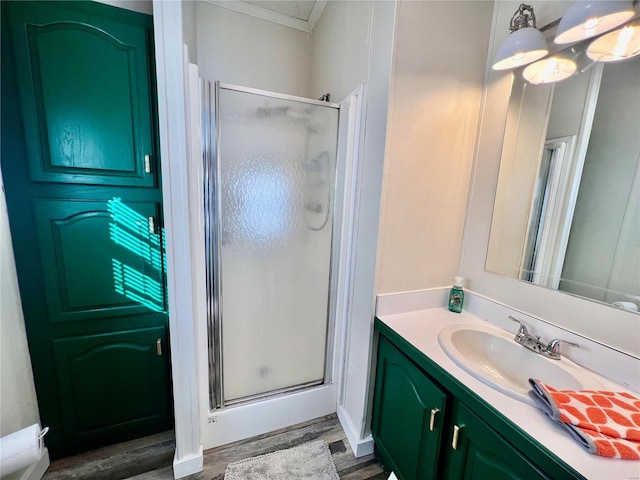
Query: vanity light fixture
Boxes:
[
  {"xmin": 554, "ymin": 0, "xmax": 635, "ymax": 45},
  {"xmin": 492, "ymin": 3, "xmax": 548, "ymax": 70},
  {"xmin": 522, "ymin": 56, "xmax": 578, "ymax": 84},
  {"xmin": 586, "ymin": 19, "xmax": 640, "ymax": 62}
]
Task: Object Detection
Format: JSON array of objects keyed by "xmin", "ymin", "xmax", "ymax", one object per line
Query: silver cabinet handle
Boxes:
[
  {"xmin": 145, "ymin": 155, "xmax": 152, "ymax": 173},
  {"xmin": 156, "ymin": 339, "xmax": 162, "ymax": 356},
  {"xmin": 429, "ymin": 408, "xmax": 440, "ymax": 432},
  {"xmin": 452, "ymin": 424, "xmax": 462, "ymax": 450}
]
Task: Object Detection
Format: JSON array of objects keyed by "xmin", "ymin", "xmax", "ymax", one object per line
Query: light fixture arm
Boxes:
[{"xmin": 510, "ymin": 3, "xmax": 537, "ymax": 32}]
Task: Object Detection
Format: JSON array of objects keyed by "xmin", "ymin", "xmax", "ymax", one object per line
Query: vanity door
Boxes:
[
  {"xmin": 444, "ymin": 402, "xmax": 551, "ymax": 480},
  {"xmin": 372, "ymin": 336, "xmax": 447, "ymax": 480}
]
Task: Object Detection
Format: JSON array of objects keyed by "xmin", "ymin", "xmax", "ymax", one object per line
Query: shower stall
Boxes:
[{"xmin": 202, "ymin": 82, "xmax": 341, "ymax": 410}]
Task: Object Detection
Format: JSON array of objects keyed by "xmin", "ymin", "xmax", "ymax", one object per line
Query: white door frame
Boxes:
[{"xmin": 152, "ymin": 3, "xmax": 203, "ymax": 478}]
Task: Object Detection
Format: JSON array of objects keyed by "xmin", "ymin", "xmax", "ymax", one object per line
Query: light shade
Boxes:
[
  {"xmin": 493, "ymin": 27, "xmax": 549, "ymax": 70},
  {"xmin": 523, "ymin": 57, "xmax": 577, "ymax": 84},
  {"xmin": 586, "ymin": 21, "xmax": 640, "ymax": 62},
  {"xmin": 554, "ymin": 0, "xmax": 635, "ymax": 44}
]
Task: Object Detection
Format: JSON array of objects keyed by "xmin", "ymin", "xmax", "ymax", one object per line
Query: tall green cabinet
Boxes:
[{"xmin": 1, "ymin": 1, "xmax": 172, "ymax": 457}]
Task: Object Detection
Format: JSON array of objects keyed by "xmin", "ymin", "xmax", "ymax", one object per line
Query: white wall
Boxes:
[
  {"xmin": 459, "ymin": 0, "xmax": 640, "ymax": 356},
  {"xmin": 546, "ymin": 71, "xmax": 592, "ymax": 139},
  {"xmin": 182, "ymin": 1, "xmax": 198, "ymax": 64},
  {"xmin": 0, "ymin": 171, "xmax": 41, "ymax": 479},
  {"xmin": 94, "ymin": 0, "xmax": 152, "ymax": 15},
  {"xmin": 309, "ymin": 0, "xmax": 396, "ymax": 453},
  {"xmin": 309, "ymin": 1, "xmax": 371, "ymax": 101},
  {"xmin": 194, "ymin": 2, "xmax": 311, "ymax": 97},
  {"xmin": 375, "ymin": 0, "xmax": 493, "ymax": 294}
]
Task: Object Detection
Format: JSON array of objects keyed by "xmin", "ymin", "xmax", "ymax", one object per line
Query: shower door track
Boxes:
[
  {"xmin": 223, "ymin": 379, "xmax": 324, "ymax": 408},
  {"xmin": 218, "ymin": 83, "xmax": 340, "ymax": 108},
  {"xmin": 205, "ymin": 81, "xmax": 340, "ymax": 410}
]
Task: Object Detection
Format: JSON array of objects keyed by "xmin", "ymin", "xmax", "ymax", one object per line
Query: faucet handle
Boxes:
[
  {"xmin": 546, "ymin": 339, "xmax": 580, "ymax": 356},
  {"xmin": 508, "ymin": 316, "xmax": 528, "ymax": 335}
]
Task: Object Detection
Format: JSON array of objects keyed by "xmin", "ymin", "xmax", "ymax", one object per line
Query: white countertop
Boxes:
[{"xmin": 377, "ymin": 307, "xmax": 640, "ymax": 480}]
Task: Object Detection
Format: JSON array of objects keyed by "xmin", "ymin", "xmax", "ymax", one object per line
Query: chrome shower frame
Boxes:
[{"xmin": 204, "ymin": 81, "xmax": 340, "ymax": 410}]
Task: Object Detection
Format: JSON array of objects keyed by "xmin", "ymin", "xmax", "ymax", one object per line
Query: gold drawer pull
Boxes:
[
  {"xmin": 452, "ymin": 424, "xmax": 462, "ymax": 450},
  {"xmin": 429, "ymin": 408, "xmax": 440, "ymax": 432}
]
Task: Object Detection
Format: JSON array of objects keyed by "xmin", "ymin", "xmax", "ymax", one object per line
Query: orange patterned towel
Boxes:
[{"xmin": 529, "ymin": 379, "xmax": 640, "ymax": 460}]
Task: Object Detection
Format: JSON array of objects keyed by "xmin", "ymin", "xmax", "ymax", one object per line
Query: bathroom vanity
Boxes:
[{"xmin": 372, "ymin": 296, "xmax": 640, "ymax": 480}]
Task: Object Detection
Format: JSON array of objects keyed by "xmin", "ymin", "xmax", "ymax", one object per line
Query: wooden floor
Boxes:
[{"xmin": 44, "ymin": 414, "xmax": 387, "ymax": 480}]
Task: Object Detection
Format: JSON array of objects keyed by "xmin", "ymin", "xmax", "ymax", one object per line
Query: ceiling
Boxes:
[{"xmin": 202, "ymin": 0, "xmax": 327, "ymax": 32}]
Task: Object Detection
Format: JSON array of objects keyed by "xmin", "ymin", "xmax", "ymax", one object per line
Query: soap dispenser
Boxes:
[{"xmin": 448, "ymin": 276, "xmax": 464, "ymax": 313}]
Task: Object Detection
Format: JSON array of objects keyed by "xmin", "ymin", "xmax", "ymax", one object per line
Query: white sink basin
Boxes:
[{"xmin": 438, "ymin": 324, "xmax": 602, "ymax": 406}]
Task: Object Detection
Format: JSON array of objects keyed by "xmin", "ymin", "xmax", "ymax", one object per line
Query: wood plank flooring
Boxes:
[{"xmin": 44, "ymin": 414, "xmax": 387, "ymax": 480}]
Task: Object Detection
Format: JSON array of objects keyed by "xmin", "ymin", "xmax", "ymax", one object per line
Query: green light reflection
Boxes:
[{"xmin": 108, "ymin": 197, "xmax": 166, "ymax": 312}]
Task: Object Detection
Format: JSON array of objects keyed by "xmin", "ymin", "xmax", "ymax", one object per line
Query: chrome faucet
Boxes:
[
  {"xmin": 508, "ymin": 316, "xmax": 579, "ymax": 360},
  {"xmin": 545, "ymin": 338, "xmax": 580, "ymax": 359}
]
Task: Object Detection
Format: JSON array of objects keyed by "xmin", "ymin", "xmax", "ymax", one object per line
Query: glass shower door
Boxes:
[{"xmin": 209, "ymin": 84, "xmax": 339, "ymax": 406}]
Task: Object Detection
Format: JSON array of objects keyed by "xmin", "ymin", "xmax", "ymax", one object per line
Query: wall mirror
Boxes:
[{"xmin": 486, "ymin": 20, "xmax": 640, "ymax": 314}]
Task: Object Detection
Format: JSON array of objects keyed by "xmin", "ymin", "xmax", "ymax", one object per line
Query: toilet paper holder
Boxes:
[{"xmin": 38, "ymin": 427, "xmax": 49, "ymax": 450}]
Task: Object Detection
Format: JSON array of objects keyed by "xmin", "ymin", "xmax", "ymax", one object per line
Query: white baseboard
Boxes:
[
  {"xmin": 173, "ymin": 446, "xmax": 203, "ymax": 479},
  {"xmin": 337, "ymin": 406, "xmax": 374, "ymax": 457}
]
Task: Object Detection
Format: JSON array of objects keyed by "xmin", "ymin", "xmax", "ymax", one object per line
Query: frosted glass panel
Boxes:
[{"xmin": 218, "ymin": 88, "xmax": 338, "ymax": 402}]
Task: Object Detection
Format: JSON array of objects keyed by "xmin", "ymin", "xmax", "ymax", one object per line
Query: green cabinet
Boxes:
[
  {"xmin": 54, "ymin": 327, "xmax": 170, "ymax": 443},
  {"xmin": 444, "ymin": 402, "xmax": 549, "ymax": 480},
  {"xmin": 372, "ymin": 320, "xmax": 583, "ymax": 480},
  {"xmin": 372, "ymin": 336, "xmax": 447, "ymax": 479},
  {"xmin": 7, "ymin": 1, "xmax": 156, "ymax": 188},
  {"xmin": 1, "ymin": 1, "xmax": 171, "ymax": 457}
]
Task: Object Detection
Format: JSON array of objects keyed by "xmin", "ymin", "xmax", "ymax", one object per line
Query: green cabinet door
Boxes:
[
  {"xmin": 54, "ymin": 326, "xmax": 170, "ymax": 444},
  {"xmin": 34, "ymin": 198, "xmax": 166, "ymax": 325},
  {"xmin": 445, "ymin": 402, "xmax": 550, "ymax": 480},
  {"xmin": 372, "ymin": 337, "xmax": 447, "ymax": 480},
  {"xmin": 7, "ymin": 1, "xmax": 156, "ymax": 187}
]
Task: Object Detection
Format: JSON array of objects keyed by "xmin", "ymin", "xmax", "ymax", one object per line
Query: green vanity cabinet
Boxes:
[
  {"xmin": 372, "ymin": 319, "xmax": 584, "ymax": 480},
  {"xmin": 372, "ymin": 336, "xmax": 447, "ymax": 479}
]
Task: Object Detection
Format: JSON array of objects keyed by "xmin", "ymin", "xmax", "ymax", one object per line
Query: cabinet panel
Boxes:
[
  {"xmin": 54, "ymin": 326, "xmax": 171, "ymax": 442},
  {"xmin": 7, "ymin": 1, "xmax": 155, "ymax": 187},
  {"xmin": 372, "ymin": 337, "xmax": 447, "ymax": 480},
  {"xmin": 445, "ymin": 402, "xmax": 550, "ymax": 480},
  {"xmin": 34, "ymin": 198, "xmax": 166, "ymax": 324}
]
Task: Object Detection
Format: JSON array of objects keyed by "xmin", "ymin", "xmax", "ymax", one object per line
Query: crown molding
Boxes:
[{"xmin": 307, "ymin": 0, "xmax": 327, "ymax": 31}]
